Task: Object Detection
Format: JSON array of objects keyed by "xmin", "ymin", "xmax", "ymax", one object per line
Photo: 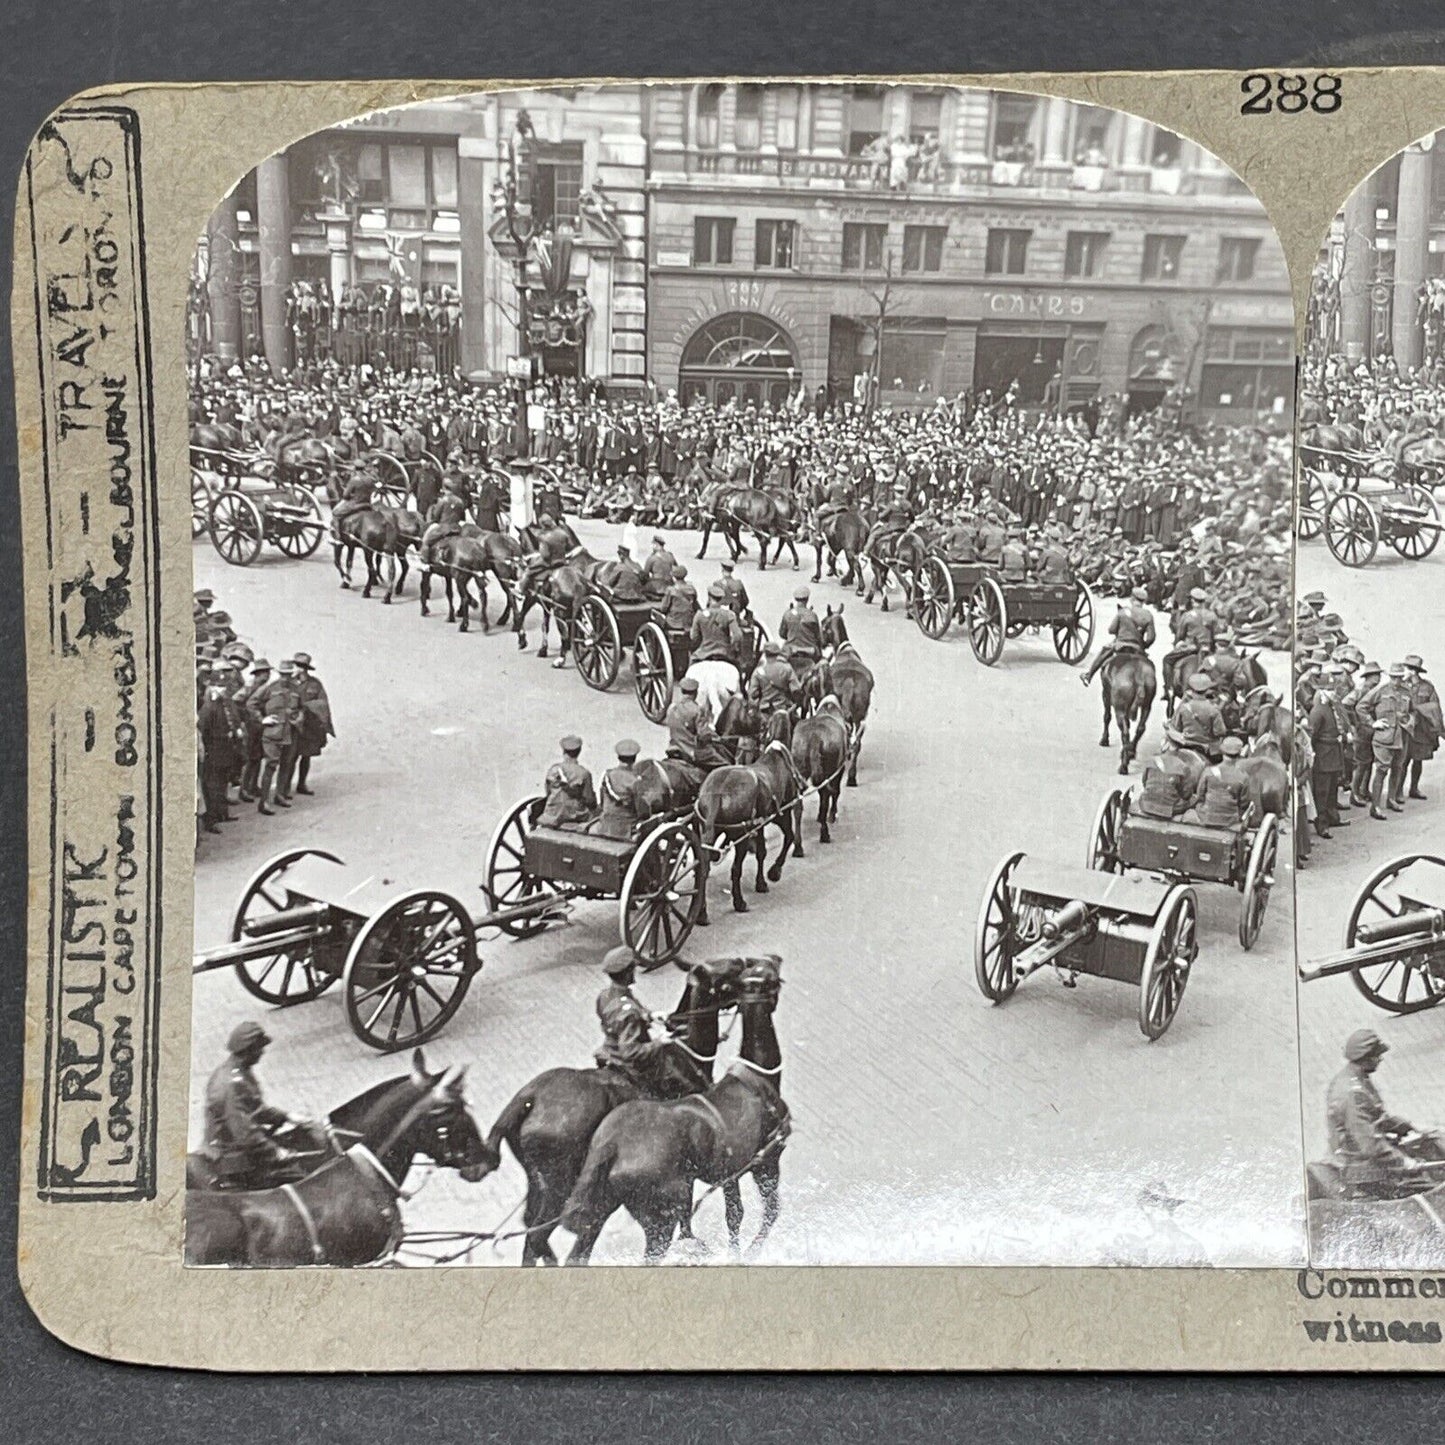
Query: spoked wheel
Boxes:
[
  {"xmin": 272, "ymin": 487, "xmax": 325, "ymax": 558},
  {"xmin": 1052, "ymin": 579, "xmax": 1095, "ymax": 663},
  {"xmin": 1324, "ymin": 490, "xmax": 1380, "ymax": 568},
  {"xmin": 1344, "ymin": 853, "xmax": 1445, "ymax": 1013},
  {"xmin": 191, "ymin": 469, "xmax": 212, "ymax": 539},
  {"xmin": 1088, "ymin": 788, "xmax": 1129, "ymax": 873},
  {"xmin": 342, "ymin": 891, "xmax": 479, "ymax": 1051},
  {"xmin": 1238, "ymin": 813, "xmax": 1278, "ymax": 951},
  {"xmin": 573, "ymin": 595, "xmax": 622, "ymax": 691},
  {"xmin": 1391, "ymin": 487, "xmax": 1442, "ymax": 559},
  {"xmin": 1297, "ymin": 469, "xmax": 1327, "ymax": 541},
  {"xmin": 482, "ymin": 794, "xmax": 553, "ymax": 938},
  {"xmin": 619, "ymin": 820, "xmax": 707, "ymax": 968},
  {"xmin": 967, "ymin": 575, "xmax": 1008, "ymax": 666},
  {"xmin": 974, "ymin": 851, "xmax": 1030, "ymax": 1003},
  {"xmin": 1139, "ymin": 886, "xmax": 1197, "ymax": 1041},
  {"xmin": 368, "ymin": 452, "xmax": 410, "ymax": 509},
  {"xmin": 633, "ymin": 620, "xmax": 675, "ymax": 724},
  {"xmin": 208, "ymin": 490, "xmax": 265, "ymax": 566},
  {"xmin": 911, "ymin": 555, "xmax": 954, "ymax": 639},
  {"xmin": 230, "ymin": 848, "xmax": 346, "ymax": 1005}
]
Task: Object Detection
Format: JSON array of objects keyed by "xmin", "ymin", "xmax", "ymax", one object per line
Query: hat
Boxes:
[
  {"xmin": 251, "ymin": 658, "xmax": 272, "ymax": 673},
  {"xmin": 1360, "ymin": 661, "xmax": 1382, "ymax": 678},
  {"xmin": 1189, "ymin": 587, "xmax": 1207, "ymax": 602},
  {"xmin": 1188, "ymin": 673, "xmax": 1213, "ymax": 693},
  {"xmin": 1303, "ymin": 590, "xmax": 1327, "ymax": 604},
  {"xmin": 707, "ymin": 582, "xmax": 726, "ymax": 601},
  {"xmin": 293, "ymin": 652, "xmax": 313, "ymax": 670},
  {"xmin": 721, "ymin": 559, "xmax": 735, "ymax": 571},
  {"xmin": 560, "ymin": 734, "xmax": 582, "ymax": 753},
  {"xmin": 1220, "ymin": 735, "xmax": 1244, "ymax": 757},
  {"xmin": 793, "ymin": 586, "xmax": 810, "ymax": 602},
  {"xmin": 652, "ymin": 534, "xmax": 665, "ymax": 546},
  {"xmin": 1131, "ymin": 586, "xmax": 1149, "ymax": 602},
  {"xmin": 672, "ymin": 564, "xmax": 688, "ymax": 580},
  {"xmin": 194, "ymin": 588, "xmax": 215, "ymax": 604},
  {"xmin": 615, "ymin": 739, "xmax": 641, "ymax": 760},
  {"xmin": 1405, "ymin": 654, "xmax": 1427, "ymax": 672},
  {"xmin": 680, "ymin": 677, "xmax": 699, "ymax": 694},
  {"xmin": 227, "ymin": 1020, "xmax": 271, "ymax": 1053},
  {"xmin": 601, "ymin": 946, "xmax": 636, "ymax": 978},
  {"xmin": 1390, "ymin": 663, "xmax": 1408, "ymax": 679},
  {"xmin": 617, "ymin": 544, "xmax": 630, "ymax": 556},
  {"xmin": 1344, "ymin": 1028, "xmax": 1387, "ymax": 1063},
  {"xmin": 764, "ymin": 639, "xmax": 784, "ymax": 657},
  {"xmin": 277, "ymin": 659, "xmax": 297, "ymax": 675}
]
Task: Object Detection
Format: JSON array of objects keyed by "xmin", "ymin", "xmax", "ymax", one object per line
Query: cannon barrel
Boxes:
[
  {"xmin": 241, "ymin": 901, "xmax": 334, "ymax": 938},
  {"xmin": 1044, "ymin": 899, "xmax": 1089, "ymax": 939},
  {"xmin": 1357, "ymin": 908, "xmax": 1445, "ymax": 945}
]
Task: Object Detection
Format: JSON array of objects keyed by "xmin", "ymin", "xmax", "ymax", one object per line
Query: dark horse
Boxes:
[
  {"xmin": 1100, "ymin": 650, "xmax": 1157, "ymax": 774},
  {"xmin": 184, "ymin": 1053, "xmax": 487, "ymax": 1266},
  {"xmin": 805, "ymin": 607, "xmax": 874, "ymax": 787},
  {"xmin": 1240, "ymin": 685, "xmax": 1293, "ymax": 768},
  {"xmin": 698, "ymin": 485, "xmax": 799, "ymax": 571},
  {"xmin": 471, "ymin": 958, "xmax": 745, "ymax": 1266},
  {"xmin": 333, "ymin": 507, "xmax": 408, "ymax": 603},
  {"xmin": 863, "ymin": 523, "xmax": 938, "ymax": 613},
  {"xmin": 790, "ymin": 695, "xmax": 850, "ymax": 843},
  {"xmin": 1239, "ymin": 734, "xmax": 1290, "ymax": 821},
  {"xmin": 421, "ymin": 528, "xmax": 520, "ymax": 634},
  {"xmin": 695, "ymin": 739, "xmax": 804, "ymax": 914},
  {"xmin": 513, "ymin": 547, "xmax": 603, "ymax": 665},
  {"xmin": 811, "ymin": 507, "xmax": 869, "ymax": 588},
  {"xmin": 561, "ymin": 955, "xmax": 787, "ymax": 1265}
]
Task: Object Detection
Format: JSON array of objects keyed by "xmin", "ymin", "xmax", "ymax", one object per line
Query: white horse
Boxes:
[{"xmin": 685, "ymin": 659, "xmax": 740, "ymax": 722}]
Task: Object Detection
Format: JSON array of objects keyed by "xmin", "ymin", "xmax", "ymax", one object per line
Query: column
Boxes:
[
  {"xmin": 255, "ymin": 155, "xmax": 292, "ymax": 373},
  {"xmin": 205, "ymin": 193, "xmax": 241, "ymax": 362},
  {"xmin": 1339, "ymin": 176, "xmax": 1376, "ymax": 363},
  {"xmin": 1120, "ymin": 115, "xmax": 1150, "ymax": 166},
  {"xmin": 1041, "ymin": 98, "xmax": 1071, "ymax": 164},
  {"xmin": 1393, "ymin": 144, "xmax": 1433, "ymax": 371},
  {"xmin": 457, "ymin": 138, "xmax": 490, "ymax": 375}
]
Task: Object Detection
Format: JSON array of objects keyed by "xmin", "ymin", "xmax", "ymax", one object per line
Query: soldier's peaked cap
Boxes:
[
  {"xmin": 1345, "ymin": 1028, "xmax": 1387, "ymax": 1062},
  {"xmin": 615, "ymin": 739, "xmax": 641, "ymax": 758},
  {"xmin": 601, "ymin": 946, "xmax": 635, "ymax": 977},
  {"xmin": 560, "ymin": 735, "xmax": 583, "ymax": 752},
  {"xmin": 227, "ymin": 1020, "xmax": 271, "ymax": 1053}
]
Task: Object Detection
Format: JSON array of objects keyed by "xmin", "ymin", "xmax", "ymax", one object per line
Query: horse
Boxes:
[
  {"xmin": 513, "ymin": 548, "xmax": 604, "ymax": 666},
  {"xmin": 698, "ymin": 486, "xmax": 797, "ymax": 570},
  {"xmin": 333, "ymin": 508, "xmax": 404, "ymax": 602},
  {"xmin": 811, "ymin": 508, "xmax": 869, "ymax": 588},
  {"xmin": 184, "ymin": 1053, "xmax": 487, "ymax": 1267},
  {"xmin": 862, "ymin": 523, "xmax": 938, "ymax": 613},
  {"xmin": 790, "ymin": 695, "xmax": 850, "ymax": 843},
  {"xmin": 471, "ymin": 959, "xmax": 745, "ymax": 1266},
  {"xmin": 1099, "ymin": 650, "xmax": 1157, "ymax": 774},
  {"xmin": 420, "ymin": 533, "xmax": 501, "ymax": 632},
  {"xmin": 695, "ymin": 739, "xmax": 804, "ymax": 914},
  {"xmin": 1239, "ymin": 734, "xmax": 1290, "ymax": 821},
  {"xmin": 190, "ymin": 421, "xmax": 245, "ymax": 454},
  {"xmin": 561, "ymin": 955, "xmax": 787, "ymax": 1265},
  {"xmin": 807, "ymin": 607, "xmax": 874, "ymax": 787},
  {"xmin": 1399, "ymin": 435, "xmax": 1445, "ymax": 489},
  {"xmin": 1240, "ymin": 686, "xmax": 1293, "ymax": 767}
]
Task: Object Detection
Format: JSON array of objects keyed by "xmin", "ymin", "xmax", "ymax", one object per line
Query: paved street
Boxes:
[
  {"xmin": 1296, "ymin": 536, "xmax": 1445, "ymax": 1215},
  {"xmin": 191, "ymin": 521, "xmax": 1302, "ymax": 1266}
]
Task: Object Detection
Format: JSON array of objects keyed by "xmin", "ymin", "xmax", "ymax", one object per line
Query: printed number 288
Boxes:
[{"xmin": 1240, "ymin": 74, "xmax": 1342, "ymax": 114}]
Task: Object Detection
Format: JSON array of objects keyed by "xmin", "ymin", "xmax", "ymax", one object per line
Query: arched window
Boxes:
[
  {"xmin": 679, "ymin": 312, "xmax": 800, "ymax": 409},
  {"xmin": 697, "ymin": 84, "xmax": 723, "ymax": 149},
  {"xmin": 1127, "ymin": 323, "xmax": 1179, "ymax": 382}
]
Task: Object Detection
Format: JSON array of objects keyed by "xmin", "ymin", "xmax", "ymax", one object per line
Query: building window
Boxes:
[
  {"xmin": 697, "ymin": 84, "xmax": 723, "ymax": 148},
  {"xmin": 908, "ymin": 89, "xmax": 944, "ymax": 146},
  {"xmin": 430, "ymin": 145, "xmax": 458, "ymax": 209},
  {"xmin": 1200, "ymin": 327, "xmax": 1294, "ymax": 416},
  {"xmin": 1071, "ymin": 106, "xmax": 1113, "ymax": 165},
  {"xmin": 1215, "ymin": 236, "xmax": 1261, "ymax": 284},
  {"xmin": 991, "ymin": 94, "xmax": 1038, "ymax": 161},
  {"xmin": 1064, "ymin": 231, "xmax": 1109, "ymax": 279},
  {"xmin": 533, "ymin": 143, "xmax": 584, "ymax": 229},
  {"xmin": 1141, "ymin": 234, "xmax": 1185, "ymax": 282},
  {"xmin": 755, "ymin": 218, "xmax": 796, "ymax": 269},
  {"xmin": 985, "ymin": 228, "xmax": 1030, "ymax": 276},
  {"xmin": 842, "ymin": 222, "xmax": 887, "ymax": 271},
  {"xmin": 775, "ymin": 85, "xmax": 802, "ymax": 151},
  {"xmin": 735, "ymin": 84, "xmax": 763, "ymax": 150},
  {"xmin": 847, "ymin": 84, "xmax": 887, "ymax": 156},
  {"xmin": 879, "ymin": 320, "xmax": 947, "ymax": 397},
  {"xmin": 902, "ymin": 224, "xmax": 946, "ymax": 274},
  {"xmin": 1150, "ymin": 127, "xmax": 1183, "ymax": 167},
  {"xmin": 693, "ymin": 216, "xmax": 735, "ymax": 266}
]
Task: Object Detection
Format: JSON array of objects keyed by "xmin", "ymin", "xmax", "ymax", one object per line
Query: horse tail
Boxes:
[
  {"xmin": 560, "ymin": 1135, "xmax": 618, "ymax": 1235},
  {"xmin": 479, "ymin": 1083, "xmax": 536, "ymax": 1177}
]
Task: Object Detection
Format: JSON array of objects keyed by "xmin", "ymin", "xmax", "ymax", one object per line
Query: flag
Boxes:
[{"xmin": 384, "ymin": 231, "xmax": 425, "ymax": 292}]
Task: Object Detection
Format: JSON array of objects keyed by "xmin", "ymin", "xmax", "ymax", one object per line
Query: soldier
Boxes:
[
  {"xmin": 1342, "ymin": 660, "xmax": 1382, "ymax": 807},
  {"xmin": 248, "ymin": 658, "xmax": 304, "ymax": 815},
  {"xmin": 236, "ymin": 657, "xmax": 271, "ymax": 801},
  {"xmin": 1080, "ymin": 586, "xmax": 1156, "ymax": 687},
  {"xmin": 1185, "ymin": 734, "xmax": 1254, "ymax": 827},
  {"xmin": 419, "ymin": 476, "xmax": 469, "ymax": 569},
  {"xmin": 1358, "ymin": 662, "xmax": 1413, "ymax": 819},
  {"xmin": 974, "ymin": 505, "xmax": 1007, "ymax": 565},
  {"xmin": 330, "ymin": 459, "xmax": 379, "ymax": 540},
  {"xmin": 601, "ymin": 544, "xmax": 647, "ymax": 604},
  {"xmin": 642, "ymin": 534, "xmax": 677, "ymax": 598},
  {"xmin": 1327, "ymin": 1029, "xmax": 1435, "ymax": 1200},
  {"xmin": 1174, "ymin": 672, "xmax": 1227, "ymax": 762},
  {"xmin": 863, "ymin": 482, "xmax": 915, "ymax": 558},
  {"xmin": 748, "ymin": 639, "xmax": 799, "ymax": 719},
  {"xmin": 1135, "ymin": 725, "xmax": 1202, "ymax": 820},
  {"xmin": 942, "ymin": 509, "xmax": 979, "ymax": 564},
  {"xmin": 1162, "ymin": 586, "xmax": 1217, "ymax": 690},
  {"xmin": 999, "ymin": 525, "xmax": 1031, "ymax": 581},
  {"xmin": 590, "ymin": 740, "xmax": 644, "ymax": 840},
  {"xmin": 593, "ymin": 947, "xmax": 667, "ymax": 1091},
  {"xmin": 1035, "ymin": 524, "xmax": 1071, "ymax": 583},
  {"xmin": 778, "ymin": 585, "xmax": 823, "ymax": 682},
  {"xmin": 655, "ymin": 563, "xmax": 699, "ymax": 634},
  {"xmin": 716, "ymin": 557, "xmax": 751, "ymax": 619},
  {"xmin": 1403, "ymin": 653, "xmax": 1443, "ymax": 801},
  {"xmin": 289, "ymin": 652, "xmax": 334, "ymax": 797},
  {"xmin": 196, "ymin": 662, "xmax": 247, "ymax": 833},
  {"xmin": 1308, "ymin": 663, "xmax": 1349, "ymax": 839},
  {"xmin": 665, "ymin": 677, "xmax": 732, "ymax": 772},
  {"xmin": 202, "ymin": 1021, "xmax": 308, "ymax": 1190},
  {"xmin": 538, "ymin": 734, "xmax": 597, "ymax": 829}
]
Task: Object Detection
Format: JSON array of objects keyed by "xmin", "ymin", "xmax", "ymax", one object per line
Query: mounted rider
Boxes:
[
  {"xmin": 812, "ymin": 462, "xmax": 855, "ymax": 539},
  {"xmin": 778, "ymin": 585, "xmax": 824, "ymax": 683},
  {"xmin": 593, "ymin": 948, "xmax": 670, "ymax": 1092},
  {"xmin": 1079, "ymin": 586, "xmax": 1156, "ymax": 687},
  {"xmin": 863, "ymin": 481, "xmax": 915, "ymax": 559},
  {"xmin": 747, "ymin": 639, "xmax": 800, "ymax": 720},
  {"xmin": 201, "ymin": 1021, "xmax": 310, "ymax": 1191},
  {"xmin": 418, "ymin": 475, "xmax": 469, "ymax": 569},
  {"xmin": 330, "ymin": 460, "xmax": 379, "ymax": 540},
  {"xmin": 665, "ymin": 677, "xmax": 735, "ymax": 774},
  {"xmin": 515, "ymin": 507, "xmax": 578, "ymax": 603},
  {"xmin": 1173, "ymin": 672, "xmax": 1228, "ymax": 763},
  {"xmin": 1327, "ymin": 1029, "xmax": 1437, "ymax": 1199},
  {"xmin": 1162, "ymin": 586, "xmax": 1218, "ymax": 697},
  {"xmin": 538, "ymin": 734, "xmax": 598, "ymax": 830}
]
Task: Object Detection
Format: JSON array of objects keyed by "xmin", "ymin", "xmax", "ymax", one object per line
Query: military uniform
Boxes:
[
  {"xmin": 1326, "ymin": 1062, "xmax": 1420, "ymax": 1199},
  {"xmin": 593, "ymin": 981, "xmax": 662, "ymax": 1084},
  {"xmin": 601, "ymin": 554, "xmax": 648, "ymax": 604},
  {"xmin": 1174, "ymin": 690, "xmax": 1227, "ymax": 760},
  {"xmin": 1188, "ymin": 755, "xmax": 1253, "ymax": 828},
  {"xmin": 748, "ymin": 653, "xmax": 799, "ymax": 715},
  {"xmin": 689, "ymin": 602, "xmax": 743, "ymax": 665},
  {"xmin": 999, "ymin": 537, "xmax": 1030, "ymax": 581},
  {"xmin": 716, "ymin": 571, "xmax": 750, "ymax": 618},
  {"xmin": 642, "ymin": 544, "xmax": 677, "ymax": 597},
  {"xmin": 1036, "ymin": 539, "xmax": 1071, "ymax": 583},
  {"xmin": 1136, "ymin": 749, "xmax": 1199, "ymax": 820},
  {"xmin": 1357, "ymin": 676, "xmax": 1413, "ymax": 813},
  {"xmin": 247, "ymin": 671, "xmax": 304, "ymax": 811},
  {"xmin": 778, "ymin": 601, "xmax": 823, "ymax": 677},
  {"xmin": 590, "ymin": 760, "xmax": 643, "ymax": 840},
  {"xmin": 665, "ymin": 693, "xmax": 731, "ymax": 770},
  {"xmin": 420, "ymin": 490, "xmax": 468, "ymax": 565},
  {"xmin": 656, "ymin": 577, "xmax": 699, "ymax": 633},
  {"xmin": 942, "ymin": 521, "xmax": 978, "ymax": 564},
  {"xmin": 202, "ymin": 1056, "xmax": 296, "ymax": 1190},
  {"xmin": 539, "ymin": 754, "xmax": 597, "ymax": 829}
]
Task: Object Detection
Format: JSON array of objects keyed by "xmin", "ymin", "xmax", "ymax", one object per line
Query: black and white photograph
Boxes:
[
  {"xmin": 1297, "ymin": 133, "xmax": 1445, "ymax": 1268},
  {"xmin": 183, "ymin": 81, "xmax": 1300, "ymax": 1268}
]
